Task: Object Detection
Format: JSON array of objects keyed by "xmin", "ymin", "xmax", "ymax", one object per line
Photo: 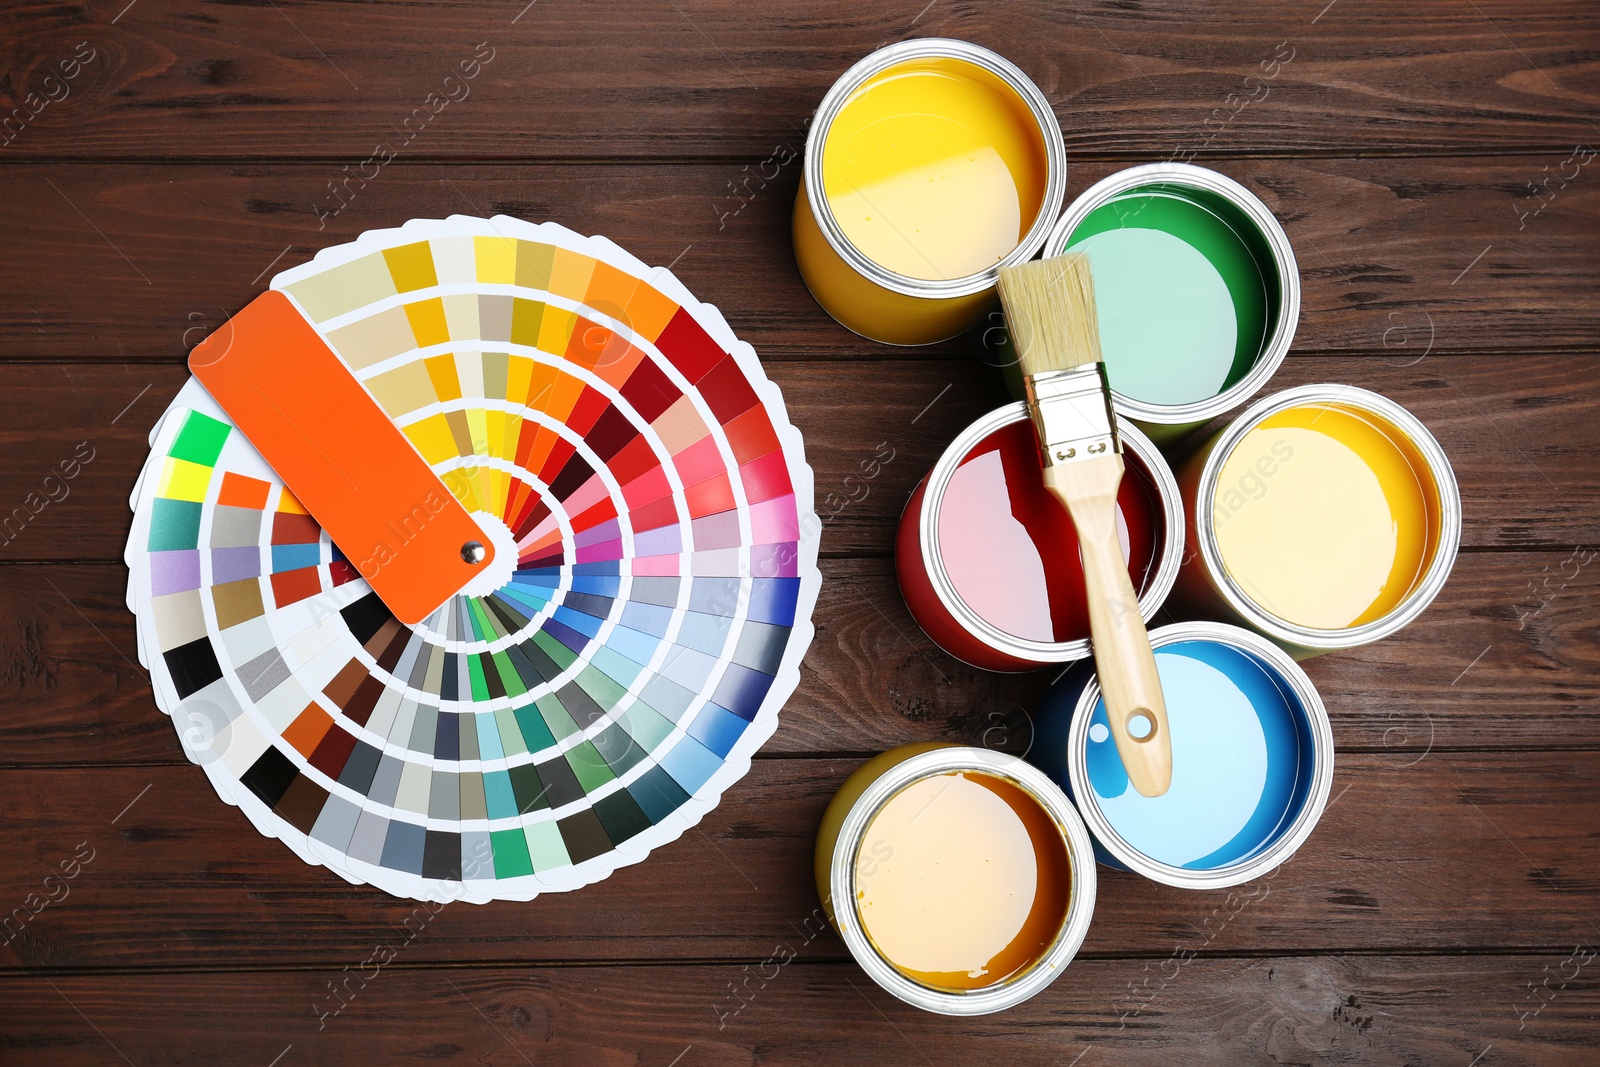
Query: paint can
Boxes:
[
  {"xmin": 1030, "ymin": 621, "xmax": 1333, "ymax": 888},
  {"xmin": 793, "ymin": 39, "xmax": 1068, "ymax": 346},
  {"xmin": 815, "ymin": 743, "xmax": 1097, "ymax": 1014},
  {"xmin": 896, "ymin": 402, "xmax": 1183, "ymax": 671},
  {"xmin": 983, "ymin": 163, "xmax": 1299, "ymax": 443},
  {"xmin": 1176, "ymin": 384, "xmax": 1461, "ymax": 656}
]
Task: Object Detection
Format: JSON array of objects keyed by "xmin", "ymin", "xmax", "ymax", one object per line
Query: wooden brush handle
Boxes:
[{"xmin": 1045, "ymin": 456, "xmax": 1173, "ymax": 798}]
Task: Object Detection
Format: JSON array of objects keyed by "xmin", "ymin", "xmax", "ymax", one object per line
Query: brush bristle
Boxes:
[{"xmin": 996, "ymin": 253, "xmax": 1102, "ymax": 377}]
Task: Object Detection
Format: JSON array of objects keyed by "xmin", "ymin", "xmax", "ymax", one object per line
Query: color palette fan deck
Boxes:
[{"xmin": 124, "ymin": 217, "xmax": 820, "ymax": 902}]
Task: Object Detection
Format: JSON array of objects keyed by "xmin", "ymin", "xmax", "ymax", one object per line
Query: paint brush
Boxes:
[{"xmin": 997, "ymin": 253, "xmax": 1173, "ymax": 798}]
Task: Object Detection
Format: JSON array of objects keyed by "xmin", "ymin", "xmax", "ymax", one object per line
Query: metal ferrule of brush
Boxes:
[{"xmin": 1024, "ymin": 364, "xmax": 1120, "ymax": 467}]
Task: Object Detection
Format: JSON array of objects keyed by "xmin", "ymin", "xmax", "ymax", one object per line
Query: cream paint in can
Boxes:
[
  {"xmin": 1176, "ymin": 384, "xmax": 1461, "ymax": 657},
  {"xmin": 1177, "ymin": 379, "xmax": 1465, "ymax": 655},
  {"xmin": 815, "ymin": 744, "xmax": 1097, "ymax": 1014}
]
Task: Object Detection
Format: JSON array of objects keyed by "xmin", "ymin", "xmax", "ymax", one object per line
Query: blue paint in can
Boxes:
[{"xmin": 1030, "ymin": 622, "xmax": 1332, "ymax": 887}]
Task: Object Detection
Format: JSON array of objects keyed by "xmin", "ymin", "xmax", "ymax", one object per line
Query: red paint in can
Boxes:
[{"xmin": 897, "ymin": 403, "xmax": 1183, "ymax": 671}]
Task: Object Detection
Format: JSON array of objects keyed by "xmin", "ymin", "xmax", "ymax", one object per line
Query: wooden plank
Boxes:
[
  {"xmin": 2, "ymin": 953, "xmax": 1597, "ymax": 1065},
  {"xmin": 0, "ymin": 754, "xmax": 1595, "ymax": 969},
  {"xmin": 0, "ymin": 158, "xmax": 1596, "ymax": 360},
  {"xmin": 0, "ymin": 355, "xmax": 1594, "ymax": 565},
  {"xmin": 795, "ymin": 550, "xmax": 1600, "ymax": 757},
  {"xmin": 3, "ymin": 550, "xmax": 1596, "ymax": 767},
  {"xmin": 2, "ymin": 1, "xmax": 1595, "ymax": 159}
]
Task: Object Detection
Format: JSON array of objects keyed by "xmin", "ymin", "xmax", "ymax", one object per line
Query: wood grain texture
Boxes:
[
  {"xmin": 1, "ymin": 158, "xmax": 1596, "ymax": 360},
  {"xmin": 1, "ymin": 548, "xmax": 1596, "ymax": 766},
  {"xmin": 2, "ymin": 954, "xmax": 1596, "ymax": 1066},
  {"xmin": 1, "ymin": 754, "xmax": 1596, "ymax": 970},
  {"xmin": 1, "ymin": 0, "xmax": 1596, "ymax": 159},
  {"xmin": 2, "ymin": 0, "xmax": 1598, "ymax": 1057}
]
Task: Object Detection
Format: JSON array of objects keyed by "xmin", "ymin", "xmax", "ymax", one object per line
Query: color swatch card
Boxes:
[{"xmin": 124, "ymin": 217, "xmax": 821, "ymax": 902}]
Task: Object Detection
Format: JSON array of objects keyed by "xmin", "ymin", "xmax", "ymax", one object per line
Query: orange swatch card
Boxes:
[{"xmin": 189, "ymin": 290, "xmax": 491, "ymax": 624}]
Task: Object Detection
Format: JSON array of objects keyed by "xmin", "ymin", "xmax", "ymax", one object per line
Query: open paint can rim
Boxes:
[
  {"xmin": 829, "ymin": 746, "xmax": 1098, "ymax": 1015},
  {"xmin": 1195, "ymin": 383, "xmax": 1463, "ymax": 648},
  {"xmin": 919, "ymin": 402, "xmax": 1185, "ymax": 663},
  {"xmin": 1065, "ymin": 621, "xmax": 1335, "ymax": 889},
  {"xmin": 803, "ymin": 38, "xmax": 1069, "ymax": 301},
  {"xmin": 1041, "ymin": 162, "xmax": 1300, "ymax": 425}
]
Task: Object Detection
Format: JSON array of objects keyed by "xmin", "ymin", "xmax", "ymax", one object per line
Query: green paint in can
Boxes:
[
  {"xmin": 1062, "ymin": 191, "xmax": 1270, "ymax": 407},
  {"xmin": 978, "ymin": 164, "xmax": 1300, "ymax": 444}
]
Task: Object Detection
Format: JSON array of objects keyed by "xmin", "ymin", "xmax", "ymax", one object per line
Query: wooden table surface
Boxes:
[{"xmin": 2, "ymin": 2, "xmax": 1597, "ymax": 1064}]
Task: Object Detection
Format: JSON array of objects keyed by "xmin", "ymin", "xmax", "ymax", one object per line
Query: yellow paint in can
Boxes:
[
  {"xmin": 820, "ymin": 58, "xmax": 1049, "ymax": 282},
  {"xmin": 792, "ymin": 184, "xmax": 996, "ymax": 345},
  {"xmin": 793, "ymin": 41, "xmax": 1065, "ymax": 346},
  {"xmin": 1211, "ymin": 403, "xmax": 1441, "ymax": 630}
]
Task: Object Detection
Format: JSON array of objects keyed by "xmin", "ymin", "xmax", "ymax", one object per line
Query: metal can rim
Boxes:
[
  {"xmin": 803, "ymin": 38, "xmax": 1069, "ymax": 300},
  {"xmin": 829, "ymin": 746, "xmax": 1099, "ymax": 1015},
  {"xmin": 918, "ymin": 402, "xmax": 1184, "ymax": 664},
  {"xmin": 1193, "ymin": 383, "xmax": 1464, "ymax": 648},
  {"xmin": 1041, "ymin": 162, "xmax": 1301, "ymax": 425},
  {"xmin": 1065, "ymin": 621, "xmax": 1335, "ymax": 889}
]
